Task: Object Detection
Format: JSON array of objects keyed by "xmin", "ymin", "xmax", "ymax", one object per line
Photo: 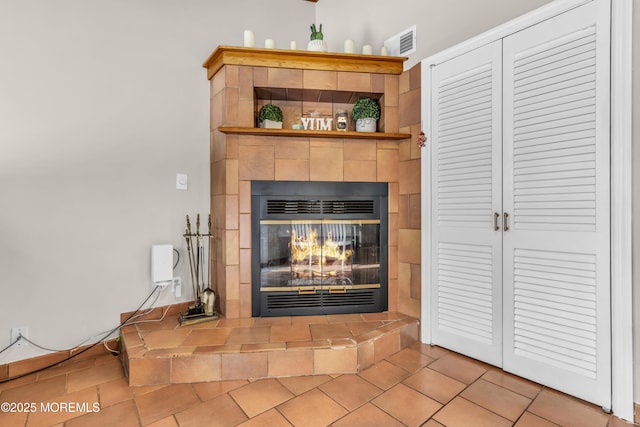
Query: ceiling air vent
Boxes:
[{"xmin": 384, "ymin": 25, "xmax": 416, "ymax": 57}]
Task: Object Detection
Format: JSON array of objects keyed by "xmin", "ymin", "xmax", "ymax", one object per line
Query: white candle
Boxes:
[
  {"xmin": 344, "ymin": 39, "xmax": 355, "ymax": 54},
  {"xmin": 265, "ymin": 38, "xmax": 275, "ymax": 49},
  {"xmin": 290, "ymin": 41, "xmax": 297, "ymax": 50},
  {"xmin": 362, "ymin": 44, "xmax": 373, "ymax": 55},
  {"xmin": 381, "ymin": 46, "xmax": 388, "ymax": 56},
  {"xmin": 243, "ymin": 30, "xmax": 255, "ymax": 47}
]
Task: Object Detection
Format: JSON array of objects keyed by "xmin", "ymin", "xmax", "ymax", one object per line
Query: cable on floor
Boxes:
[{"xmin": 0, "ymin": 285, "xmax": 163, "ymax": 383}]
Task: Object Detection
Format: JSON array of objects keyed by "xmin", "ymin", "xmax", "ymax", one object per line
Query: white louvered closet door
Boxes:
[
  {"xmin": 430, "ymin": 41, "xmax": 503, "ymax": 366},
  {"xmin": 502, "ymin": 0, "xmax": 611, "ymax": 407}
]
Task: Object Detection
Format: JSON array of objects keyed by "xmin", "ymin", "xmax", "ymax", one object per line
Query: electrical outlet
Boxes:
[
  {"xmin": 173, "ymin": 277, "xmax": 182, "ymax": 297},
  {"xmin": 10, "ymin": 326, "xmax": 28, "ymax": 348}
]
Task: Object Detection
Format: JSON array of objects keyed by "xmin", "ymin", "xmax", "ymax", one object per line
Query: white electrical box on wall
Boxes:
[{"xmin": 151, "ymin": 244, "xmax": 173, "ymax": 285}]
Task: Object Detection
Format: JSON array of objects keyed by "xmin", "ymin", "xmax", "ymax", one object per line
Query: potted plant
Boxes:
[
  {"xmin": 352, "ymin": 97, "xmax": 380, "ymax": 132},
  {"xmin": 259, "ymin": 104, "xmax": 283, "ymax": 129},
  {"xmin": 307, "ymin": 24, "xmax": 327, "ymax": 52}
]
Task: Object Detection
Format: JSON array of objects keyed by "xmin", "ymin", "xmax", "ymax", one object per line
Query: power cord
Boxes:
[
  {"xmin": 103, "ymin": 339, "xmax": 119, "ymax": 355},
  {"xmin": 0, "ymin": 285, "xmax": 168, "ymax": 357},
  {"xmin": 173, "ymin": 248, "xmax": 180, "ymax": 269},
  {"xmin": 0, "ymin": 285, "xmax": 163, "ymax": 383},
  {"xmin": 0, "ymin": 337, "xmax": 22, "ymax": 355},
  {"xmin": 14, "ymin": 336, "xmax": 68, "ymax": 354}
]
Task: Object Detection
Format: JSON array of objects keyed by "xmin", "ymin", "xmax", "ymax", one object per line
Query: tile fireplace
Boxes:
[
  {"xmin": 204, "ymin": 46, "xmax": 420, "ymax": 319},
  {"xmin": 251, "ymin": 181, "xmax": 388, "ymax": 316}
]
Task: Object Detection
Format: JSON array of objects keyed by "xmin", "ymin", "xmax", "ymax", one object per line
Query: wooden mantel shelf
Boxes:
[
  {"xmin": 218, "ymin": 126, "xmax": 410, "ymax": 140},
  {"xmin": 203, "ymin": 46, "xmax": 407, "ymax": 79}
]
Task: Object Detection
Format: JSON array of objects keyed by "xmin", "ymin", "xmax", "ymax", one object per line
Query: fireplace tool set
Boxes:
[{"xmin": 178, "ymin": 213, "xmax": 218, "ymax": 326}]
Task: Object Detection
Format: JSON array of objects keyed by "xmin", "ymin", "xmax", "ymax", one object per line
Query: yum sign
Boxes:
[{"xmin": 301, "ymin": 116, "xmax": 334, "ymax": 131}]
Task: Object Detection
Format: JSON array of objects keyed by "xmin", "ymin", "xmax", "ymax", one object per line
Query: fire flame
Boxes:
[{"xmin": 290, "ymin": 227, "xmax": 353, "ymax": 265}]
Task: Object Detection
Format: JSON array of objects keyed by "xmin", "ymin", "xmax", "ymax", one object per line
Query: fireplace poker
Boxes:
[
  {"xmin": 179, "ymin": 213, "xmax": 218, "ymax": 326},
  {"xmin": 207, "ymin": 214, "xmax": 212, "ymax": 289},
  {"xmin": 196, "ymin": 213, "xmax": 207, "ymax": 298},
  {"xmin": 185, "ymin": 215, "xmax": 198, "ymax": 303}
]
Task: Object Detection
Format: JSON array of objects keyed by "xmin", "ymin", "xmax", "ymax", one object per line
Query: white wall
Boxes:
[
  {"xmin": 0, "ymin": 0, "xmax": 314, "ymax": 364},
  {"xmin": 316, "ymin": 0, "xmax": 553, "ymax": 69}
]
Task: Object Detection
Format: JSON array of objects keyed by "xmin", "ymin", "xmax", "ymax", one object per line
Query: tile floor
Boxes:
[{"xmin": 0, "ymin": 340, "xmax": 636, "ymax": 426}]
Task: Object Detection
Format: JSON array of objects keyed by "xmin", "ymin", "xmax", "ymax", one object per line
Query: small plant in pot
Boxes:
[
  {"xmin": 352, "ymin": 97, "xmax": 380, "ymax": 133},
  {"xmin": 308, "ymin": 23, "xmax": 327, "ymax": 52},
  {"xmin": 259, "ymin": 104, "xmax": 283, "ymax": 129}
]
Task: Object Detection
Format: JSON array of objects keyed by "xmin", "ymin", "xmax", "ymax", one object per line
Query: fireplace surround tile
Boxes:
[
  {"xmin": 267, "ymin": 68, "xmax": 303, "ymax": 89},
  {"xmin": 384, "ymin": 75, "xmax": 400, "ymax": 107},
  {"xmin": 309, "ymin": 143, "xmax": 344, "ymax": 181},
  {"xmin": 172, "ymin": 354, "xmax": 221, "ymax": 383},
  {"xmin": 241, "ymin": 342, "xmax": 286, "ymax": 352},
  {"xmin": 207, "ymin": 49, "xmax": 422, "ymax": 322},
  {"xmin": 372, "ymin": 73, "xmax": 385, "ymax": 93},
  {"xmin": 270, "ymin": 324, "xmax": 312, "ymax": 342},
  {"xmin": 303, "ymin": 69, "xmax": 338, "ymax": 90},
  {"xmin": 239, "ymin": 180, "xmax": 251, "ymax": 213},
  {"xmin": 274, "ymin": 138, "xmax": 310, "ymax": 159},
  {"xmin": 344, "ymin": 159, "xmax": 377, "ymax": 182},
  {"xmin": 344, "ymin": 139, "xmax": 376, "ymax": 160},
  {"xmin": 122, "ymin": 311, "xmax": 418, "ymax": 386},
  {"xmin": 238, "ymin": 145, "xmax": 275, "ymax": 181},
  {"xmin": 275, "ymin": 158, "xmax": 309, "ymax": 180},
  {"xmin": 239, "ymin": 282, "xmax": 252, "ymax": 318},
  {"xmin": 314, "ymin": 347, "xmax": 358, "ymax": 375},
  {"xmin": 181, "ymin": 329, "xmax": 230, "ymax": 346},
  {"xmin": 268, "ymin": 350, "xmax": 314, "ymax": 377},
  {"xmin": 221, "ymin": 352, "xmax": 269, "ymax": 380},
  {"xmin": 376, "ymin": 148, "xmax": 399, "ymax": 182},
  {"xmin": 337, "ymin": 71, "xmax": 371, "ymax": 92},
  {"xmin": 253, "ymin": 316, "xmax": 292, "ymax": 326},
  {"xmin": 310, "ymin": 323, "xmax": 352, "ymax": 341}
]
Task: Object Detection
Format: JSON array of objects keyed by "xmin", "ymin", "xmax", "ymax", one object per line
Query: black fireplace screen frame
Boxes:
[{"xmin": 251, "ymin": 181, "xmax": 388, "ymax": 317}]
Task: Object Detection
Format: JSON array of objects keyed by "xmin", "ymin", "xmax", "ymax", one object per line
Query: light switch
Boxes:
[{"xmin": 176, "ymin": 173, "xmax": 188, "ymax": 190}]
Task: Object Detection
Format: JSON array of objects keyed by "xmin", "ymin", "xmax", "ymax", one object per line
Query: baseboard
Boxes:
[
  {"xmin": 119, "ymin": 301, "xmax": 191, "ymax": 323},
  {"xmin": 1, "ymin": 301, "xmax": 193, "ymax": 383},
  {"xmin": 0, "ymin": 338, "xmax": 119, "ymax": 382}
]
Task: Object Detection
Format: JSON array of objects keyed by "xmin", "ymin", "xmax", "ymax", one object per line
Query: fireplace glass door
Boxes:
[
  {"xmin": 259, "ymin": 220, "xmax": 381, "ymax": 293},
  {"xmin": 251, "ymin": 180, "xmax": 388, "ymax": 317}
]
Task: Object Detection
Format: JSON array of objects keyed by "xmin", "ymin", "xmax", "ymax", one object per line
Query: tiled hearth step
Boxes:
[{"xmin": 120, "ymin": 306, "xmax": 419, "ymax": 387}]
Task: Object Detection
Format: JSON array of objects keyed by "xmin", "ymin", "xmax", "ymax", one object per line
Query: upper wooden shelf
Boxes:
[
  {"xmin": 218, "ymin": 127, "xmax": 410, "ymax": 141},
  {"xmin": 203, "ymin": 46, "xmax": 407, "ymax": 80}
]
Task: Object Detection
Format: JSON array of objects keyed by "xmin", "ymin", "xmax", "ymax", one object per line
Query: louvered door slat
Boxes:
[
  {"xmin": 515, "ymin": 51, "xmax": 596, "ymax": 87},
  {"xmin": 431, "ymin": 41, "xmax": 503, "ymax": 366},
  {"xmin": 516, "ymin": 104, "xmax": 595, "ymax": 129},
  {"xmin": 515, "ymin": 147, "xmax": 595, "ymax": 164},
  {"xmin": 436, "ymin": 59, "xmax": 494, "ymax": 231},
  {"xmin": 502, "ymin": 0, "xmax": 610, "ymax": 408},
  {"xmin": 515, "ymin": 55, "xmax": 596, "ymax": 91},
  {"xmin": 513, "ymin": 131, "xmax": 594, "ymax": 150},
  {"xmin": 513, "ymin": 30, "xmax": 596, "ymax": 69},
  {"xmin": 439, "ymin": 178, "xmax": 492, "ymax": 189},
  {"xmin": 440, "ymin": 151, "xmax": 492, "ymax": 165},
  {"xmin": 439, "ymin": 141, "xmax": 492, "ymax": 156},
  {"xmin": 515, "ymin": 95, "xmax": 595, "ymax": 123},
  {"xmin": 514, "ymin": 78, "xmax": 596, "ymax": 105},
  {"xmin": 440, "ymin": 100, "xmax": 492, "ymax": 122}
]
